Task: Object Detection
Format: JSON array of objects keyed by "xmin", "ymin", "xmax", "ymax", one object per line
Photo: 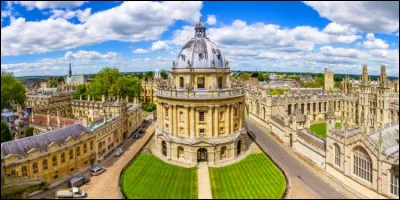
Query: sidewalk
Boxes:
[{"xmin": 198, "ymin": 162, "xmax": 213, "ymax": 199}]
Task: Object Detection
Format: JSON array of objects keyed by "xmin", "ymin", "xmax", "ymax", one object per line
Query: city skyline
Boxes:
[{"xmin": 1, "ymin": 1, "xmax": 399, "ymax": 77}]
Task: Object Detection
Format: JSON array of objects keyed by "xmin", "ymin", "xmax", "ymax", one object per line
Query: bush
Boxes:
[{"xmin": 141, "ymin": 102, "xmax": 156, "ymax": 112}]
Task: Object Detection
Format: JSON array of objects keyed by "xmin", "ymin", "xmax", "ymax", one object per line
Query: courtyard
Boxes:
[
  {"xmin": 121, "ymin": 153, "xmax": 198, "ymax": 199},
  {"xmin": 209, "ymin": 153, "xmax": 286, "ymax": 199},
  {"xmin": 310, "ymin": 122, "xmax": 342, "ymax": 139}
]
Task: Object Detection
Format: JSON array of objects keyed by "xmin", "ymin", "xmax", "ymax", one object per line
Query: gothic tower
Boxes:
[{"xmin": 69, "ymin": 62, "xmax": 72, "ymax": 78}]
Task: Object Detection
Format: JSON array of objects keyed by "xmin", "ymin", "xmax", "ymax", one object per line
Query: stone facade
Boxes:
[
  {"xmin": 1, "ymin": 96, "xmax": 143, "ymax": 185},
  {"xmin": 154, "ymin": 19, "xmax": 250, "ymax": 166},
  {"xmin": 246, "ymin": 65, "xmax": 399, "ymax": 199}
]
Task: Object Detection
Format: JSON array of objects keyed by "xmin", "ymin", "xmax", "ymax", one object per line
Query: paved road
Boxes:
[{"xmin": 246, "ymin": 119, "xmax": 347, "ymax": 199}]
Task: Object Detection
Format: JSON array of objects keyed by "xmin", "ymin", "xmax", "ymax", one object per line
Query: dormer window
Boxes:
[
  {"xmin": 199, "ymin": 53, "xmax": 204, "ymax": 61},
  {"xmin": 181, "ymin": 54, "xmax": 186, "ymax": 61}
]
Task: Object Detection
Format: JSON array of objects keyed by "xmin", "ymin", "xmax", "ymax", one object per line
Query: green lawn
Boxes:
[
  {"xmin": 310, "ymin": 122, "xmax": 342, "ymax": 139},
  {"xmin": 121, "ymin": 153, "xmax": 198, "ymax": 199},
  {"xmin": 209, "ymin": 153, "xmax": 286, "ymax": 199}
]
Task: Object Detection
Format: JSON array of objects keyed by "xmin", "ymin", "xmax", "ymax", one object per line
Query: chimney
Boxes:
[
  {"xmin": 31, "ymin": 110, "xmax": 35, "ymax": 123},
  {"xmin": 47, "ymin": 111, "xmax": 50, "ymax": 126},
  {"xmin": 57, "ymin": 110, "xmax": 61, "ymax": 127}
]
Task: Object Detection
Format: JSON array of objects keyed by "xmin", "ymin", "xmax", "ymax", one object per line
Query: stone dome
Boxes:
[{"xmin": 175, "ymin": 18, "xmax": 226, "ymax": 68}]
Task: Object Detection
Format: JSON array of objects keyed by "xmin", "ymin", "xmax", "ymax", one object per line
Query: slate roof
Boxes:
[
  {"xmin": 1, "ymin": 124, "xmax": 91, "ymax": 159},
  {"xmin": 366, "ymin": 123, "xmax": 399, "ymax": 156},
  {"xmin": 65, "ymin": 75, "xmax": 86, "ymax": 85},
  {"xmin": 31, "ymin": 114, "xmax": 76, "ymax": 127}
]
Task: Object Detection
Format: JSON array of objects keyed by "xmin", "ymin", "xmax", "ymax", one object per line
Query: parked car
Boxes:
[
  {"xmin": 55, "ymin": 187, "xmax": 86, "ymax": 199},
  {"xmin": 91, "ymin": 165, "xmax": 105, "ymax": 176},
  {"xmin": 67, "ymin": 176, "xmax": 89, "ymax": 188},
  {"xmin": 114, "ymin": 148, "xmax": 124, "ymax": 157},
  {"xmin": 133, "ymin": 133, "xmax": 141, "ymax": 139}
]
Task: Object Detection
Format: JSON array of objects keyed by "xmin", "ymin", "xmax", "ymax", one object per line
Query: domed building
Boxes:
[{"xmin": 154, "ymin": 19, "xmax": 249, "ymax": 166}]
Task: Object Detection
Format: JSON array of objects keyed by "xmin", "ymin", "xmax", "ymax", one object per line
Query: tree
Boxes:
[
  {"xmin": 56, "ymin": 76, "xmax": 65, "ymax": 82},
  {"xmin": 25, "ymin": 126, "xmax": 34, "ymax": 137},
  {"xmin": 251, "ymin": 72, "xmax": 259, "ymax": 78},
  {"xmin": 87, "ymin": 67, "xmax": 120, "ymax": 99},
  {"xmin": 1, "ymin": 120, "xmax": 12, "ymax": 143},
  {"xmin": 1, "ymin": 72, "xmax": 27, "ymax": 110},
  {"xmin": 144, "ymin": 71, "xmax": 155, "ymax": 81},
  {"xmin": 240, "ymin": 73, "xmax": 250, "ymax": 81},
  {"xmin": 263, "ymin": 74, "xmax": 270, "ymax": 82},
  {"xmin": 137, "ymin": 72, "xmax": 144, "ymax": 80},
  {"xmin": 160, "ymin": 70, "xmax": 168, "ymax": 79},
  {"xmin": 258, "ymin": 73, "xmax": 264, "ymax": 82},
  {"xmin": 73, "ymin": 85, "xmax": 88, "ymax": 100},
  {"xmin": 141, "ymin": 102, "xmax": 156, "ymax": 112},
  {"xmin": 49, "ymin": 80, "xmax": 58, "ymax": 88}
]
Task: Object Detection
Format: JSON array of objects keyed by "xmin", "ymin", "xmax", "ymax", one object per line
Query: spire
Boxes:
[
  {"xmin": 380, "ymin": 65, "xmax": 387, "ymax": 86},
  {"xmin": 194, "ymin": 17, "xmax": 206, "ymax": 38},
  {"xmin": 69, "ymin": 62, "xmax": 72, "ymax": 77}
]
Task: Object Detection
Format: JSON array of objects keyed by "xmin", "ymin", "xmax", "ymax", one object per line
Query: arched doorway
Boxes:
[
  {"xmin": 162, "ymin": 141, "xmax": 167, "ymax": 156},
  {"xmin": 197, "ymin": 148, "xmax": 208, "ymax": 162},
  {"xmin": 237, "ymin": 140, "xmax": 242, "ymax": 156}
]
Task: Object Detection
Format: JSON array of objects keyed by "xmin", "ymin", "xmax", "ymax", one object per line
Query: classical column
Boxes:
[
  {"xmin": 171, "ymin": 104, "xmax": 175, "ymax": 135},
  {"xmin": 184, "ymin": 105, "xmax": 190, "ymax": 137},
  {"xmin": 47, "ymin": 110, "xmax": 50, "ymax": 127},
  {"xmin": 214, "ymin": 105, "xmax": 219, "ymax": 137},
  {"xmin": 190, "ymin": 106, "xmax": 196, "ymax": 138},
  {"xmin": 230, "ymin": 104, "xmax": 234, "ymax": 133},
  {"xmin": 208, "ymin": 105, "xmax": 213, "ymax": 137},
  {"xmin": 160, "ymin": 103, "xmax": 164, "ymax": 130},
  {"xmin": 175, "ymin": 105, "xmax": 179, "ymax": 136},
  {"xmin": 225, "ymin": 105, "xmax": 230, "ymax": 135}
]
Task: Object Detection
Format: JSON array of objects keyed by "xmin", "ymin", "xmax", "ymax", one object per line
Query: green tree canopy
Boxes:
[
  {"xmin": 87, "ymin": 67, "xmax": 120, "ymax": 99},
  {"xmin": 1, "ymin": 72, "xmax": 27, "ymax": 110},
  {"xmin": 263, "ymin": 74, "xmax": 270, "ymax": 82},
  {"xmin": 57, "ymin": 76, "xmax": 65, "ymax": 82},
  {"xmin": 251, "ymin": 72, "xmax": 259, "ymax": 78},
  {"xmin": 141, "ymin": 102, "xmax": 156, "ymax": 112},
  {"xmin": 240, "ymin": 73, "xmax": 250, "ymax": 81},
  {"xmin": 145, "ymin": 71, "xmax": 155, "ymax": 81},
  {"xmin": 73, "ymin": 85, "xmax": 88, "ymax": 100},
  {"xmin": 258, "ymin": 73, "xmax": 264, "ymax": 82},
  {"xmin": 137, "ymin": 72, "xmax": 144, "ymax": 80},
  {"xmin": 160, "ymin": 70, "xmax": 168, "ymax": 79},
  {"xmin": 1, "ymin": 120, "xmax": 12, "ymax": 143},
  {"xmin": 25, "ymin": 126, "xmax": 34, "ymax": 137}
]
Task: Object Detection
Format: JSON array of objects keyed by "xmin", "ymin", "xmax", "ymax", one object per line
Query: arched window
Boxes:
[
  {"xmin": 162, "ymin": 141, "xmax": 167, "ymax": 156},
  {"xmin": 353, "ymin": 147, "xmax": 372, "ymax": 183},
  {"xmin": 263, "ymin": 107, "xmax": 266, "ymax": 119},
  {"xmin": 179, "ymin": 77, "xmax": 184, "ymax": 88},
  {"xmin": 334, "ymin": 144, "xmax": 340, "ymax": 167},
  {"xmin": 32, "ymin": 162, "xmax": 38, "ymax": 174},
  {"xmin": 256, "ymin": 101, "xmax": 260, "ymax": 115},
  {"xmin": 220, "ymin": 146, "xmax": 227, "ymax": 160},
  {"xmin": 177, "ymin": 146, "xmax": 184, "ymax": 159},
  {"xmin": 218, "ymin": 77, "xmax": 223, "ymax": 89}
]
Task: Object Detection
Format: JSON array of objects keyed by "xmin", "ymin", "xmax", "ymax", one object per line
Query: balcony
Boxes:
[{"xmin": 156, "ymin": 87, "xmax": 245, "ymax": 99}]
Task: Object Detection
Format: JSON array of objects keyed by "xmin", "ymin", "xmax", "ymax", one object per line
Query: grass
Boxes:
[
  {"xmin": 209, "ymin": 153, "xmax": 286, "ymax": 199},
  {"xmin": 310, "ymin": 122, "xmax": 342, "ymax": 139},
  {"xmin": 121, "ymin": 153, "xmax": 198, "ymax": 199}
]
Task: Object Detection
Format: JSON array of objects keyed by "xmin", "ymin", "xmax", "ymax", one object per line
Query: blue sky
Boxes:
[{"xmin": 1, "ymin": 1, "xmax": 399, "ymax": 77}]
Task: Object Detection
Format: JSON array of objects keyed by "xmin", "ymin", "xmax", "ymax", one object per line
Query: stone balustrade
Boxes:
[{"xmin": 157, "ymin": 87, "xmax": 245, "ymax": 99}]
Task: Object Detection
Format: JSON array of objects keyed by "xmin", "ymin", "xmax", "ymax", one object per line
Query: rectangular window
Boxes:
[
  {"xmin": 42, "ymin": 159, "xmax": 48, "ymax": 171},
  {"xmin": 165, "ymin": 124, "xmax": 169, "ymax": 131},
  {"xmin": 180, "ymin": 127, "xmax": 184, "ymax": 134},
  {"xmin": 84, "ymin": 143, "xmax": 87, "ymax": 154},
  {"xmin": 199, "ymin": 111, "xmax": 205, "ymax": 122},
  {"xmin": 235, "ymin": 123, "xmax": 238, "ymax": 130},
  {"xmin": 234, "ymin": 108, "xmax": 238, "ymax": 117},
  {"xmin": 220, "ymin": 111, "xmax": 224, "ymax": 121},
  {"xmin": 197, "ymin": 77, "xmax": 205, "ymax": 88},
  {"xmin": 218, "ymin": 77, "xmax": 223, "ymax": 89},
  {"xmin": 77, "ymin": 146, "xmax": 81, "ymax": 157},
  {"xmin": 335, "ymin": 145, "xmax": 341, "ymax": 167},
  {"xmin": 220, "ymin": 127, "xmax": 224, "ymax": 133},
  {"xmin": 21, "ymin": 166, "xmax": 27, "ymax": 177},
  {"xmin": 69, "ymin": 149, "xmax": 74, "ymax": 160},
  {"xmin": 179, "ymin": 77, "xmax": 184, "ymax": 88},
  {"xmin": 391, "ymin": 173, "xmax": 399, "ymax": 196},
  {"xmin": 32, "ymin": 163, "xmax": 38, "ymax": 174},
  {"xmin": 61, "ymin": 153, "xmax": 66, "ymax": 163},
  {"xmin": 90, "ymin": 141, "xmax": 93, "ymax": 150},
  {"xmin": 52, "ymin": 156, "xmax": 57, "ymax": 168},
  {"xmin": 199, "ymin": 128, "xmax": 205, "ymax": 135}
]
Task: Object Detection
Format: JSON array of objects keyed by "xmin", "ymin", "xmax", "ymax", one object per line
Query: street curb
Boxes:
[
  {"xmin": 248, "ymin": 130, "xmax": 290, "ymax": 199},
  {"xmin": 118, "ymin": 126, "xmax": 155, "ymax": 199}
]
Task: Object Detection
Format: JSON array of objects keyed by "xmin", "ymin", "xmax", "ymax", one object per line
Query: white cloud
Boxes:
[
  {"xmin": 363, "ymin": 33, "xmax": 389, "ymax": 49},
  {"xmin": 49, "ymin": 8, "xmax": 91, "ymax": 22},
  {"xmin": 15, "ymin": 1, "xmax": 88, "ymax": 10},
  {"xmin": 168, "ymin": 19, "xmax": 397, "ymax": 76},
  {"xmin": 151, "ymin": 40, "xmax": 169, "ymax": 51},
  {"xmin": 1, "ymin": 1, "xmax": 202, "ymax": 56},
  {"xmin": 132, "ymin": 48, "xmax": 149, "ymax": 54},
  {"xmin": 304, "ymin": 1, "xmax": 399, "ymax": 33},
  {"xmin": 75, "ymin": 8, "xmax": 91, "ymax": 22},
  {"xmin": 206, "ymin": 15, "xmax": 217, "ymax": 25},
  {"xmin": 63, "ymin": 50, "xmax": 119, "ymax": 61}
]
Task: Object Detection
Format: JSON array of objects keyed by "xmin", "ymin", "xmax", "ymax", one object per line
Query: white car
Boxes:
[
  {"xmin": 114, "ymin": 148, "xmax": 123, "ymax": 157},
  {"xmin": 55, "ymin": 187, "xmax": 86, "ymax": 198},
  {"xmin": 91, "ymin": 165, "xmax": 105, "ymax": 176}
]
